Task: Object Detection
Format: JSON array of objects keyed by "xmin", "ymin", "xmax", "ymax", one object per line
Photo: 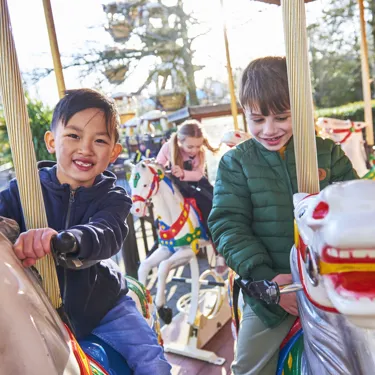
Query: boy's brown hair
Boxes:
[
  {"xmin": 51, "ymin": 88, "xmax": 120, "ymax": 142},
  {"xmin": 239, "ymin": 56, "xmax": 290, "ymax": 116}
]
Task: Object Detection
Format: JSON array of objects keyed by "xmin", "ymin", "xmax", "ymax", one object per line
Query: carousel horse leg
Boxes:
[
  {"xmin": 156, "ymin": 247, "xmax": 195, "ymax": 324},
  {"xmin": 137, "ymin": 246, "xmax": 171, "ymax": 287}
]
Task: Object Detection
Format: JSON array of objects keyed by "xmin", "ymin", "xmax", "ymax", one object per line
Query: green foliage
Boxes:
[
  {"xmin": 315, "ymin": 100, "xmax": 375, "ymax": 136},
  {"xmin": 315, "ymin": 100, "xmax": 375, "ymax": 122},
  {"xmin": 0, "ymin": 96, "xmax": 54, "ymax": 165},
  {"xmin": 308, "ymin": 0, "xmax": 374, "ymax": 108}
]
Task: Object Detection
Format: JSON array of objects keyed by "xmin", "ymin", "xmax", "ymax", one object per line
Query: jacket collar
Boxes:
[
  {"xmin": 37, "ymin": 161, "xmax": 117, "ymax": 201},
  {"xmin": 251, "ymin": 136, "xmax": 294, "ymax": 153}
]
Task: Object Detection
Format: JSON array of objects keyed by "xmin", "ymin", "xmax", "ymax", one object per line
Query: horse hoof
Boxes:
[{"xmin": 158, "ymin": 306, "xmax": 173, "ymax": 324}]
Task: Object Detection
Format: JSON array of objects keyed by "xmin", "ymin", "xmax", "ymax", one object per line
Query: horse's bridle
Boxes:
[
  {"xmin": 132, "ymin": 165, "xmax": 160, "ymax": 204},
  {"xmin": 330, "ymin": 121, "xmax": 363, "ymax": 144}
]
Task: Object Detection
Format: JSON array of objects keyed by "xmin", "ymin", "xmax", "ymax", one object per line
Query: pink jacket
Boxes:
[{"xmin": 156, "ymin": 141, "xmax": 205, "ymax": 182}]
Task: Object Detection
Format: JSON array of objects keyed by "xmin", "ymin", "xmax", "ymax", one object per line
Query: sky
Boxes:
[{"xmin": 6, "ymin": 0, "xmax": 323, "ymax": 107}]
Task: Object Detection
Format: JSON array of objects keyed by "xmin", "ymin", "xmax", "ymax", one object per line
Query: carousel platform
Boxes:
[
  {"xmin": 163, "ymin": 315, "xmax": 233, "ymax": 374},
  {"xmin": 148, "ymin": 252, "xmax": 234, "ymax": 374}
]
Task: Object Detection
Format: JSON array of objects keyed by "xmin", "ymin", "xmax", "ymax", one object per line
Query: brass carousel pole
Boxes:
[
  {"xmin": 0, "ymin": 0, "xmax": 61, "ymax": 308},
  {"xmin": 358, "ymin": 0, "xmax": 374, "ymax": 146},
  {"xmin": 42, "ymin": 0, "xmax": 66, "ymax": 98},
  {"xmin": 281, "ymin": 0, "xmax": 320, "ymax": 194},
  {"xmin": 220, "ymin": 0, "xmax": 239, "ymax": 130}
]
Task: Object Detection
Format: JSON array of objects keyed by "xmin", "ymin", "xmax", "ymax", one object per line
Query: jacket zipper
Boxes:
[
  {"xmin": 64, "ymin": 189, "xmax": 76, "ymax": 229},
  {"xmin": 63, "ymin": 189, "xmax": 76, "ymax": 306}
]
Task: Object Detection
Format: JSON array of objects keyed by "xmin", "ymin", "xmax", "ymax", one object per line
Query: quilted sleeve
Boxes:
[
  {"xmin": 208, "ymin": 151, "xmax": 277, "ymax": 281},
  {"xmin": 330, "ymin": 143, "xmax": 359, "ymax": 182}
]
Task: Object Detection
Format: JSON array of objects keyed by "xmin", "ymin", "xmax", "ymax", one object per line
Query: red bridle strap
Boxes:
[
  {"xmin": 331, "ymin": 122, "xmax": 363, "ymax": 144},
  {"xmin": 132, "ymin": 166, "xmax": 160, "ymax": 203}
]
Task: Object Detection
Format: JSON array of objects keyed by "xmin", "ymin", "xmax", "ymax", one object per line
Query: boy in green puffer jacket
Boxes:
[{"xmin": 208, "ymin": 56, "xmax": 358, "ymax": 375}]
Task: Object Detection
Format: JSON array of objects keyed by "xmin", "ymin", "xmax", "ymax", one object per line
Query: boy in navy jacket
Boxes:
[{"xmin": 0, "ymin": 88, "xmax": 171, "ymax": 375}]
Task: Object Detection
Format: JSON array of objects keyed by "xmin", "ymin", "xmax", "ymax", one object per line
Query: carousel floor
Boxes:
[{"xmin": 163, "ymin": 312, "xmax": 234, "ymax": 375}]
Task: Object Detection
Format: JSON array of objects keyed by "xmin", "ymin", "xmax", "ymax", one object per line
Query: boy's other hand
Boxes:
[
  {"xmin": 171, "ymin": 165, "xmax": 185, "ymax": 179},
  {"xmin": 13, "ymin": 228, "xmax": 58, "ymax": 267},
  {"xmin": 272, "ymin": 273, "xmax": 299, "ymax": 316}
]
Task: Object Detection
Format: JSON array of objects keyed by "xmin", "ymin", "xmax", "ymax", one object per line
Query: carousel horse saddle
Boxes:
[{"xmin": 79, "ymin": 334, "xmax": 132, "ymax": 375}]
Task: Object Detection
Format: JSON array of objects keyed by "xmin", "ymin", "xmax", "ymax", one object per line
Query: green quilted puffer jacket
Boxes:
[{"xmin": 208, "ymin": 136, "xmax": 358, "ymax": 328}]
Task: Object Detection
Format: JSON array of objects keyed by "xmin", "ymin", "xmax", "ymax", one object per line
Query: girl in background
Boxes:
[{"xmin": 156, "ymin": 120, "xmax": 227, "ymax": 274}]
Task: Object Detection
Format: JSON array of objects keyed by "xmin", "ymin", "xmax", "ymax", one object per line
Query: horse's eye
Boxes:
[{"xmin": 143, "ymin": 184, "xmax": 147, "ymax": 188}]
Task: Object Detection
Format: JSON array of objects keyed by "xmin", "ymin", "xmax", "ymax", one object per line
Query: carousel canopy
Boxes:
[{"xmin": 252, "ymin": 0, "xmax": 315, "ymax": 4}]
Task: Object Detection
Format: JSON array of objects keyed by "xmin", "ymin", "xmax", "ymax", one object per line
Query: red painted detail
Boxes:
[
  {"xmin": 186, "ymin": 197, "xmax": 203, "ymax": 220},
  {"xmin": 328, "ymin": 272, "xmax": 375, "ymax": 299},
  {"xmin": 280, "ymin": 319, "xmax": 302, "ymax": 349},
  {"xmin": 302, "ymin": 193, "xmax": 318, "ymax": 200},
  {"xmin": 331, "ymin": 123, "xmax": 363, "ymax": 143},
  {"xmin": 159, "ymin": 198, "xmax": 191, "ymax": 240},
  {"xmin": 312, "ymin": 201, "xmax": 329, "ymax": 220},
  {"xmin": 297, "ymin": 235, "xmax": 308, "ymax": 262},
  {"xmin": 132, "ymin": 195, "xmax": 145, "ymax": 203},
  {"xmin": 64, "ymin": 324, "xmax": 96, "ymax": 375},
  {"xmin": 235, "ymin": 133, "xmax": 241, "ymax": 138},
  {"xmin": 132, "ymin": 165, "xmax": 160, "ymax": 203},
  {"xmin": 297, "ymin": 251, "xmax": 338, "ymax": 313}
]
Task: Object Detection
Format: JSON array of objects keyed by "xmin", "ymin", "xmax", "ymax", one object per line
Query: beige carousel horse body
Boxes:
[
  {"xmin": 0, "ymin": 229, "xmax": 80, "ymax": 374},
  {"xmin": 0, "ymin": 217, "xmax": 160, "ymax": 374}
]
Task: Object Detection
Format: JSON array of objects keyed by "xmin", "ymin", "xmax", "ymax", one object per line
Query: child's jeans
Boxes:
[
  {"xmin": 232, "ymin": 303, "xmax": 296, "ymax": 375},
  {"xmin": 92, "ymin": 295, "xmax": 171, "ymax": 375}
]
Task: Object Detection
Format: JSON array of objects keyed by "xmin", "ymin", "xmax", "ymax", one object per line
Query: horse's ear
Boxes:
[{"xmin": 293, "ymin": 193, "xmax": 309, "ymax": 208}]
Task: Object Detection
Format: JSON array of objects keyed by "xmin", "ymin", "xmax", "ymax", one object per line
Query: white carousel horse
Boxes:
[
  {"xmin": 279, "ymin": 179, "xmax": 375, "ymax": 373},
  {"xmin": 230, "ymin": 180, "xmax": 375, "ymax": 373},
  {"xmin": 130, "ymin": 161, "xmax": 209, "ymax": 322},
  {"xmin": 221, "ymin": 130, "xmax": 251, "ymax": 148},
  {"xmin": 130, "ymin": 161, "xmax": 231, "ymax": 364},
  {"xmin": 0, "ymin": 217, "xmax": 159, "ymax": 375},
  {"xmin": 316, "ymin": 117, "xmax": 369, "ymax": 177}
]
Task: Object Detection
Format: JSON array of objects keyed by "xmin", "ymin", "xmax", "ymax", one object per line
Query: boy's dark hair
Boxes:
[
  {"xmin": 51, "ymin": 88, "xmax": 120, "ymax": 142},
  {"xmin": 239, "ymin": 56, "xmax": 290, "ymax": 116}
]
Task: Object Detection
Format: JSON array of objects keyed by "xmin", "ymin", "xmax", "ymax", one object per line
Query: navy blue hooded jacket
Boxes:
[{"xmin": 0, "ymin": 162, "xmax": 132, "ymax": 338}]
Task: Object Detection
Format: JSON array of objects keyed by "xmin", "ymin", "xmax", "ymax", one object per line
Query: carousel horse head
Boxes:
[
  {"xmin": 294, "ymin": 180, "xmax": 375, "ymax": 328},
  {"xmin": 130, "ymin": 161, "xmax": 166, "ymax": 217},
  {"xmin": 316, "ymin": 117, "xmax": 367, "ymax": 143},
  {"xmin": 316, "ymin": 117, "xmax": 369, "ymax": 177},
  {"xmin": 221, "ymin": 130, "xmax": 251, "ymax": 148}
]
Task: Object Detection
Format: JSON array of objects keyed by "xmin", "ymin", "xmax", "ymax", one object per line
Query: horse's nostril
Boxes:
[{"xmin": 136, "ymin": 208, "xmax": 140, "ymax": 213}]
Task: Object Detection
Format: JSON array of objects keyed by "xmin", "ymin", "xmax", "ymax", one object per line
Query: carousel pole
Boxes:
[
  {"xmin": 42, "ymin": 0, "xmax": 66, "ymax": 98},
  {"xmin": 220, "ymin": 0, "xmax": 239, "ymax": 130},
  {"xmin": 358, "ymin": 0, "xmax": 374, "ymax": 146},
  {"xmin": 0, "ymin": 0, "xmax": 61, "ymax": 308},
  {"xmin": 281, "ymin": 0, "xmax": 320, "ymax": 194}
]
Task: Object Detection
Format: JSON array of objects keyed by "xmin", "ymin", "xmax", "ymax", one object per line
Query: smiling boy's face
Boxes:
[
  {"xmin": 44, "ymin": 108, "xmax": 122, "ymax": 189},
  {"xmin": 245, "ymin": 106, "xmax": 293, "ymax": 151}
]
